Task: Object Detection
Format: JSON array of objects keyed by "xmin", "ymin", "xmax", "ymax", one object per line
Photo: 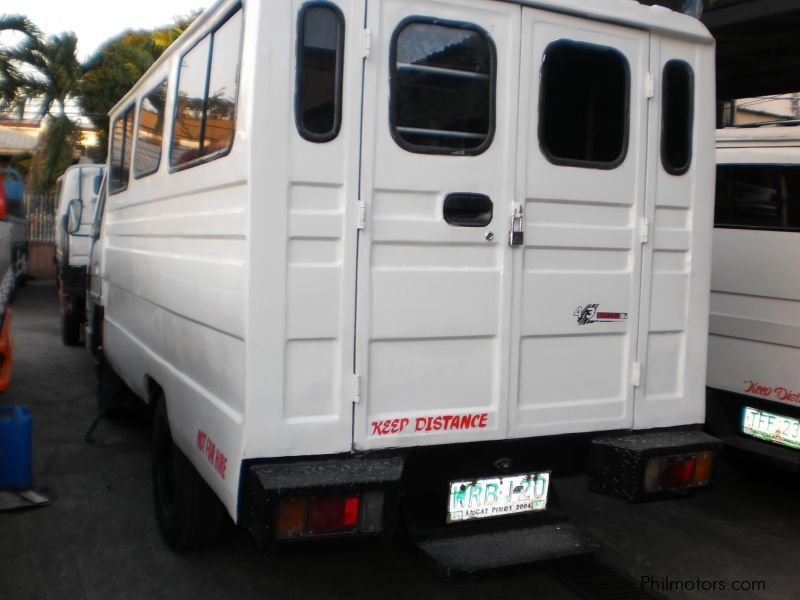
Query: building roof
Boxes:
[{"xmin": 0, "ymin": 127, "xmax": 38, "ymax": 156}]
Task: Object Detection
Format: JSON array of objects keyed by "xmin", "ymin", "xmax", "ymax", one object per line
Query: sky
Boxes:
[{"xmin": 5, "ymin": 0, "xmax": 215, "ymax": 61}]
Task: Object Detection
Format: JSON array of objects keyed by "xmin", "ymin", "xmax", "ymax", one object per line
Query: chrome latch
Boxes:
[{"xmin": 509, "ymin": 205, "xmax": 524, "ymax": 247}]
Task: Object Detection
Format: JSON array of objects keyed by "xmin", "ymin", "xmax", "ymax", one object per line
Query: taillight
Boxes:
[
  {"xmin": 307, "ymin": 495, "xmax": 359, "ymax": 534},
  {"xmin": 643, "ymin": 451, "xmax": 714, "ymax": 493},
  {"xmin": 276, "ymin": 492, "xmax": 382, "ymax": 539}
]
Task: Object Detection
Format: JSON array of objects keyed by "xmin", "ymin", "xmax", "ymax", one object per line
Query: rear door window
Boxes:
[
  {"xmin": 390, "ymin": 19, "xmax": 495, "ymax": 155},
  {"xmin": 538, "ymin": 40, "xmax": 629, "ymax": 169}
]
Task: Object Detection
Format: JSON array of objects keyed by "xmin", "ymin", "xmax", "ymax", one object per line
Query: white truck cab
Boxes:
[
  {"xmin": 98, "ymin": 0, "xmax": 719, "ymax": 571},
  {"xmin": 707, "ymin": 126, "xmax": 800, "ymax": 471},
  {"xmin": 54, "ymin": 164, "xmax": 105, "ymax": 345}
]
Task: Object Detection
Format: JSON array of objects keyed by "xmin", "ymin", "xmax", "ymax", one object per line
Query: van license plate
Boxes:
[
  {"xmin": 742, "ymin": 406, "xmax": 800, "ymax": 450},
  {"xmin": 447, "ymin": 472, "xmax": 550, "ymax": 524}
]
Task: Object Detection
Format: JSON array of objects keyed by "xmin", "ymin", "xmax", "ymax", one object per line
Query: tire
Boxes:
[
  {"xmin": 61, "ymin": 312, "xmax": 82, "ymax": 346},
  {"xmin": 152, "ymin": 396, "xmax": 226, "ymax": 551}
]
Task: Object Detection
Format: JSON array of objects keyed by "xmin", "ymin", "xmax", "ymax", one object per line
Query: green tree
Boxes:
[
  {"xmin": 78, "ymin": 12, "xmax": 198, "ymax": 161},
  {"xmin": 1, "ymin": 17, "xmax": 82, "ymax": 192}
]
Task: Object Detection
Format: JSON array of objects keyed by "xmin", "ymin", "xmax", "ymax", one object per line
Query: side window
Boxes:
[
  {"xmin": 170, "ymin": 7, "xmax": 243, "ymax": 169},
  {"xmin": 715, "ymin": 165, "xmax": 800, "ymax": 230},
  {"xmin": 539, "ymin": 40, "xmax": 629, "ymax": 169},
  {"xmin": 661, "ymin": 60, "xmax": 694, "ymax": 175},
  {"xmin": 134, "ymin": 80, "xmax": 168, "ymax": 178},
  {"xmin": 391, "ymin": 19, "xmax": 495, "ymax": 155},
  {"xmin": 296, "ymin": 3, "xmax": 345, "ymax": 142},
  {"xmin": 109, "ymin": 104, "xmax": 135, "ymax": 194}
]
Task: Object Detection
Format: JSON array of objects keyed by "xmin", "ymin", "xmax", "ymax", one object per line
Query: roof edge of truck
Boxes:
[{"xmin": 108, "ymin": 0, "xmax": 712, "ymax": 118}]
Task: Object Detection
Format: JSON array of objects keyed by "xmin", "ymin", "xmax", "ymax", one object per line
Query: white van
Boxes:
[
  {"xmin": 54, "ymin": 164, "xmax": 105, "ymax": 345},
  {"xmin": 707, "ymin": 126, "xmax": 800, "ymax": 471},
  {"xmin": 98, "ymin": 0, "xmax": 719, "ymax": 569}
]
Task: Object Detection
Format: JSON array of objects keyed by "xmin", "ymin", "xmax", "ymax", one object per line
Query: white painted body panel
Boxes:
[
  {"xmin": 54, "ymin": 165, "xmax": 105, "ymax": 267},
  {"xmin": 708, "ymin": 128, "xmax": 800, "ymax": 410},
  {"xmin": 102, "ymin": 0, "xmax": 714, "ymax": 520}
]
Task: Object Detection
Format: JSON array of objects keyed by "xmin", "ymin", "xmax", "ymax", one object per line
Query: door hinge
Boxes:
[
  {"xmin": 357, "ymin": 201, "xmax": 366, "ymax": 230},
  {"xmin": 640, "ymin": 217, "xmax": 649, "ymax": 244},
  {"xmin": 632, "ymin": 362, "xmax": 642, "ymax": 388},
  {"xmin": 645, "ymin": 73, "xmax": 655, "ymax": 100},
  {"xmin": 352, "ymin": 374, "xmax": 361, "ymax": 404},
  {"xmin": 362, "ymin": 28, "xmax": 372, "ymax": 59}
]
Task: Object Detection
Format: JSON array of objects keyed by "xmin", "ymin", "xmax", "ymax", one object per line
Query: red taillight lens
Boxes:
[
  {"xmin": 305, "ymin": 494, "xmax": 360, "ymax": 535},
  {"xmin": 659, "ymin": 456, "xmax": 696, "ymax": 489},
  {"xmin": 343, "ymin": 496, "xmax": 360, "ymax": 527}
]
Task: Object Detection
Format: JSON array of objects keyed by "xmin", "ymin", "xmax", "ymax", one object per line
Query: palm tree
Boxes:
[
  {"xmin": 1, "ymin": 17, "xmax": 81, "ymax": 192},
  {"xmin": 0, "ymin": 14, "xmax": 39, "ymax": 108}
]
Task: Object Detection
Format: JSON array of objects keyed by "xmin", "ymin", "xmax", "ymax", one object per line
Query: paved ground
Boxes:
[{"xmin": 1, "ymin": 281, "xmax": 798, "ymax": 599}]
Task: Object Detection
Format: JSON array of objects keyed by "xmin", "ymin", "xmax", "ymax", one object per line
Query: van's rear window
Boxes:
[
  {"xmin": 539, "ymin": 40, "xmax": 629, "ymax": 169},
  {"xmin": 390, "ymin": 19, "xmax": 495, "ymax": 155},
  {"xmin": 296, "ymin": 3, "xmax": 344, "ymax": 142},
  {"xmin": 661, "ymin": 60, "xmax": 694, "ymax": 175}
]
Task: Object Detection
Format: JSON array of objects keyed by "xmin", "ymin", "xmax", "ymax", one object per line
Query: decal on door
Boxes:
[
  {"xmin": 574, "ymin": 304, "xmax": 628, "ymax": 326},
  {"xmin": 744, "ymin": 380, "xmax": 800, "ymax": 405},
  {"xmin": 370, "ymin": 412, "xmax": 490, "ymax": 437}
]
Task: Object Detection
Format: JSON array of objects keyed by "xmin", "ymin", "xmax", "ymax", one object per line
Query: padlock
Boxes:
[{"xmin": 508, "ymin": 206, "xmax": 524, "ymax": 247}]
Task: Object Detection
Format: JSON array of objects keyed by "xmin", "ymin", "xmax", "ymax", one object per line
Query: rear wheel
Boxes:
[
  {"xmin": 152, "ymin": 395, "xmax": 226, "ymax": 550},
  {"xmin": 61, "ymin": 312, "xmax": 81, "ymax": 346}
]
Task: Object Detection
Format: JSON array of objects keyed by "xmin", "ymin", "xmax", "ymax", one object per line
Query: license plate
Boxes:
[
  {"xmin": 447, "ymin": 472, "xmax": 550, "ymax": 524},
  {"xmin": 742, "ymin": 406, "xmax": 800, "ymax": 450}
]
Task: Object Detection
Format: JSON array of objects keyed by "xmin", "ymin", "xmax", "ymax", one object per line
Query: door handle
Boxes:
[{"xmin": 443, "ymin": 193, "xmax": 493, "ymax": 227}]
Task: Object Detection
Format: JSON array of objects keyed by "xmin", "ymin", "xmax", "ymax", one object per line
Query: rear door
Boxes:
[
  {"xmin": 507, "ymin": 9, "xmax": 650, "ymax": 437},
  {"xmin": 354, "ymin": 2, "xmax": 653, "ymax": 449},
  {"xmin": 354, "ymin": 0, "xmax": 520, "ymax": 449}
]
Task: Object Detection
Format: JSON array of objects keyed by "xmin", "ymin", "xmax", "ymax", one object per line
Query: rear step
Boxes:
[
  {"xmin": 415, "ymin": 522, "xmax": 599, "ymax": 578},
  {"xmin": 403, "ymin": 486, "xmax": 599, "ymax": 578}
]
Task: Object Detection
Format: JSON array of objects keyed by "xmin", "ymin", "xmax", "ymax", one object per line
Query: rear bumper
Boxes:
[
  {"xmin": 707, "ymin": 387, "xmax": 800, "ymax": 471},
  {"xmin": 239, "ymin": 425, "xmax": 717, "ymax": 545}
]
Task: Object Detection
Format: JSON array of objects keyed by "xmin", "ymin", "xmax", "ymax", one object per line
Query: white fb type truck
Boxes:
[
  {"xmin": 54, "ymin": 164, "xmax": 106, "ymax": 345},
  {"xmin": 707, "ymin": 126, "xmax": 800, "ymax": 472},
  {"xmin": 96, "ymin": 0, "xmax": 720, "ymax": 573}
]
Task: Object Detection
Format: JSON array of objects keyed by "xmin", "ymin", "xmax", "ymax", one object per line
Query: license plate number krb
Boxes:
[
  {"xmin": 447, "ymin": 472, "xmax": 550, "ymax": 524},
  {"xmin": 742, "ymin": 406, "xmax": 800, "ymax": 450}
]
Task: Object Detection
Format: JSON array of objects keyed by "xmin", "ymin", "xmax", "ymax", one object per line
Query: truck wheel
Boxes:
[
  {"xmin": 61, "ymin": 312, "xmax": 81, "ymax": 346},
  {"xmin": 152, "ymin": 396, "xmax": 226, "ymax": 551}
]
